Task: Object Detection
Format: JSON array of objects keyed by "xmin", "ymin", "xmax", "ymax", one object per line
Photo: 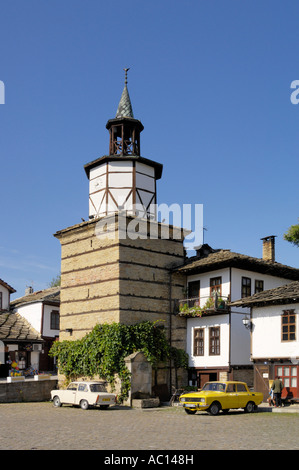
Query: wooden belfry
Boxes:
[{"xmin": 106, "ymin": 68, "xmax": 144, "ymax": 156}]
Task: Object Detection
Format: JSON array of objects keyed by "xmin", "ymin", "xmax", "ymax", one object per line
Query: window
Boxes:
[
  {"xmin": 78, "ymin": 383, "xmax": 88, "ymax": 392},
  {"xmin": 193, "ymin": 328, "xmax": 204, "ymax": 356},
  {"xmin": 90, "ymin": 383, "xmax": 107, "ymax": 392},
  {"xmin": 0, "ymin": 292, "xmax": 2, "ymax": 310},
  {"xmin": 226, "ymin": 383, "xmax": 236, "ymax": 392},
  {"xmin": 209, "ymin": 327, "xmax": 220, "ymax": 355},
  {"xmin": 276, "ymin": 366, "xmax": 297, "ymax": 388},
  {"xmin": 50, "ymin": 310, "xmax": 60, "ymax": 330},
  {"xmin": 236, "ymin": 383, "xmax": 247, "ymax": 392},
  {"xmin": 67, "ymin": 383, "xmax": 78, "ymax": 391},
  {"xmin": 188, "ymin": 280, "xmax": 200, "ymax": 298},
  {"xmin": 241, "ymin": 277, "xmax": 251, "ymax": 298},
  {"xmin": 255, "ymin": 280, "xmax": 264, "ymax": 294},
  {"xmin": 281, "ymin": 310, "xmax": 296, "ymax": 341},
  {"xmin": 210, "ymin": 277, "xmax": 222, "ymax": 297},
  {"xmin": 188, "ymin": 281, "xmax": 200, "ymax": 307}
]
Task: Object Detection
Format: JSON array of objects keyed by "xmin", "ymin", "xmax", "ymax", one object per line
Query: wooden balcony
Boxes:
[{"xmin": 175, "ymin": 294, "xmax": 230, "ymax": 318}]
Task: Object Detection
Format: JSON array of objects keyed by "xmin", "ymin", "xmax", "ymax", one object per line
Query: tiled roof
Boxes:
[
  {"xmin": 0, "ymin": 278, "xmax": 16, "ymax": 293},
  {"xmin": 10, "ymin": 286, "xmax": 60, "ymax": 307},
  {"xmin": 0, "ymin": 311, "xmax": 42, "ymax": 341},
  {"xmin": 229, "ymin": 281, "xmax": 299, "ymax": 307},
  {"xmin": 175, "ymin": 249, "xmax": 299, "ymax": 280},
  {"xmin": 116, "ymin": 84, "xmax": 134, "ymax": 118}
]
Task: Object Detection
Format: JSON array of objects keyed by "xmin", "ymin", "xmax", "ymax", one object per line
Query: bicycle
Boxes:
[{"xmin": 170, "ymin": 387, "xmax": 185, "ymax": 406}]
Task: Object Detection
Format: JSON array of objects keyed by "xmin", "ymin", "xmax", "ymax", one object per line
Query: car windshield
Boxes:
[
  {"xmin": 89, "ymin": 383, "xmax": 107, "ymax": 393},
  {"xmin": 202, "ymin": 382, "xmax": 226, "ymax": 392}
]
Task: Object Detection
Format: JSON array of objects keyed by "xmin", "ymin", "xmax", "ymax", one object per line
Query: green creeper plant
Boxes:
[{"xmin": 49, "ymin": 321, "xmax": 188, "ymax": 402}]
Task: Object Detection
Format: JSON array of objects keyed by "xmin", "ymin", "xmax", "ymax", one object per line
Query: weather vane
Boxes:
[{"xmin": 124, "ymin": 68, "xmax": 130, "ymax": 85}]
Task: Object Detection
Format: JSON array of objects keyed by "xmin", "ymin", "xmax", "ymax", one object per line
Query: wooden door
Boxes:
[{"xmin": 254, "ymin": 364, "xmax": 269, "ymax": 402}]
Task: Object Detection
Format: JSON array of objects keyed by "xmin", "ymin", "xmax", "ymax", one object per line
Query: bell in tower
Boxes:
[
  {"xmin": 84, "ymin": 69, "xmax": 163, "ymax": 220},
  {"xmin": 107, "ymin": 68, "xmax": 144, "ymax": 156}
]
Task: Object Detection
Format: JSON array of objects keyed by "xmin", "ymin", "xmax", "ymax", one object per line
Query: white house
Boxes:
[
  {"xmin": 230, "ymin": 280, "xmax": 299, "ymax": 402},
  {"xmin": 11, "ymin": 286, "xmax": 60, "ymax": 372},
  {"xmin": 0, "ymin": 278, "xmax": 44, "ymax": 378},
  {"xmin": 174, "ymin": 237, "xmax": 299, "ymax": 389},
  {"xmin": 0, "ymin": 278, "xmax": 16, "ymax": 311}
]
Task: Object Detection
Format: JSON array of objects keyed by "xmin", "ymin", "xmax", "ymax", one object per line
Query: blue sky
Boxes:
[{"xmin": 0, "ymin": 0, "xmax": 298, "ymax": 299}]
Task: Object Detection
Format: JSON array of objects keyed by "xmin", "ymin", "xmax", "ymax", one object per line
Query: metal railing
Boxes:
[{"xmin": 175, "ymin": 294, "xmax": 229, "ymax": 316}]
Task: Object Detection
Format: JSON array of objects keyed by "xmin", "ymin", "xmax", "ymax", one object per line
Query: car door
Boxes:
[
  {"xmin": 76, "ymin": 383, "xmax": 89, "ymax": 405},
  {"xmin": 236, "ymin": 383, "xmax": 251, "ymax": 408},
  {"xmin": 223, "ymin": 383, "xmax": 239, "ymax": 409},
  {"xmin": 63, "ymin": 382, "xmax": 78, "ymax": 404}
]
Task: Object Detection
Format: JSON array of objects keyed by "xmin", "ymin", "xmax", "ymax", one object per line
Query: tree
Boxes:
[
  {"xmin": 48, "ymin": 273, "xmax": 61, "ymax": 287},
  {"xmin": 284, "ymin": 219, "xmax": 299, "ymax": 248}
]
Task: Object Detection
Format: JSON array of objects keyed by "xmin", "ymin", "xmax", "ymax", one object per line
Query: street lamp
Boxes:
[{"xmin": 242, "ymin": 316, "xmax": 252, "ymax": 331}]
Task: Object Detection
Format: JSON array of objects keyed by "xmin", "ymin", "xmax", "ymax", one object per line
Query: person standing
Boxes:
[{"xmin": 271, "ymin": 376, "xmax": 284, "ymax": 407}]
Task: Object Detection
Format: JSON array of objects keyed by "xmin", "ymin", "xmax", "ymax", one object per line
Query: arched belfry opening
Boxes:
[{"xmin": 106, "ymin": 68, "xmax": 144, "ymax": 157}]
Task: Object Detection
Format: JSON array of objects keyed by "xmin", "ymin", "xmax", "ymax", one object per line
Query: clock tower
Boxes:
[
  {"xmin": 54, "ymin": 71, "xmax": 187, "ymax": 395},
  {"xmin": 84, "ymin": 69, "xmax": 163, "ymax": 220}
]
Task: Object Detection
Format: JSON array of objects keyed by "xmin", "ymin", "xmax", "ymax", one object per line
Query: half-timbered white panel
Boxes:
[
  {"xmin": 136, "ymin": 161, "xmax": 155, "ymax": 177},
  {"xmin": 136, "ymin": 173, "xmax": 155, "ymax": 192},
  {"xmin": 88, "ymin": 158, "xmax": 157, "ymax": 219},
  {"xmin": 89, "ymin": 163, "xmax": 106, "ymax": 180},
  {"xmin": 90, "ymin": 174, "xmax": 106, "ymax": 194},
  {"xmin": 108, "ymin": 171, "xmax": 132, "ymax": 188},
  {"xmin": 108, "ymin": 161, "xmax": 133, "ymax": 172}
]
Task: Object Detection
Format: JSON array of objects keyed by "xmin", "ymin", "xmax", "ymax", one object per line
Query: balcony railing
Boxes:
[{"xmin": 175, "ymin": 294, "xmax": 230, "ymax": 318}]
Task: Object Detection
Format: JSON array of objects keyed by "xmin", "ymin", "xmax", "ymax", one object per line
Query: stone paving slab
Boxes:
[
  {"xmin": 258, "ymin": 404, "xmax": 299, "ymax": 413},
  {"xmin": 0, "ymin": 402, "xmax": 298, "ymax": 450}
]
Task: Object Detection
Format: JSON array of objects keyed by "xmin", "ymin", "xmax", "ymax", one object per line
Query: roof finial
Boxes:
[
  {"xmin": 124, "ymin": 68, "xmax": 130, "ymax": 85},
  {"xmin": 116, "ymin": 68, "xmax": 134, "ymax": 118}
]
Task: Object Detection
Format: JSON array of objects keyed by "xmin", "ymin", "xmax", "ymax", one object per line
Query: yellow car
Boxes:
[{"xmin": 179, "ymin": 381, "xmax": 263, "ymax": 415}]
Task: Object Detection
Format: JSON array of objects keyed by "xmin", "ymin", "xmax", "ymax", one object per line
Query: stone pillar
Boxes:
[{"xmin": 124, "ymin": 351, "xmax": 159, "ymax": 408}]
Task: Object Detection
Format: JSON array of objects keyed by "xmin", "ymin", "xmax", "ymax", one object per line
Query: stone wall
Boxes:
[
  {"xmin": 0, "ymin": 378, "xmax": 58, "ymax": 403},
  {"xmin": 54, "ymin": 214, "xmax": 188, "ymax": 391}
]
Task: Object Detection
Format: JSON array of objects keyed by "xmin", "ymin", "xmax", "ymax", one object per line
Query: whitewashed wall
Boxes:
[
  {"xmin": 186, "ymin": 266, "xmax": 294, "ymax": 368},
  {"xmin": 252, "ymin": 302, "xmax": 299, "ymax": 359},
  {"xmin": 186, "ymin": 314, "xmax": 230, "ymax": 368},
  {"xmin": 13, "ymin": 303, "xmax": 42, "ymax": 333},
  {"xmin": 230, "ymin": 268, "xmax": 292, "ymax": 302},
  {"xmin": 42, "ymin": 304, "xmax": 60, "ymax": 338},
  {"xmin": 0, "ymin": 285, "xmax": 10, "ymax": 310},
  {"xmin": 187, "ymin": 268, "xmax": 230, "ymax": 306}
]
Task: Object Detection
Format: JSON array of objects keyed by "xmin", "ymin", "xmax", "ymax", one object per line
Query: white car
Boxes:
[{"xmin": 51, "ymin": 381, "xmax": 116, "ymax": 410}]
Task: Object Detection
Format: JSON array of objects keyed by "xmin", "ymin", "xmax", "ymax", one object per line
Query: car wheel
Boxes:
[
  {"xmin": 244, "ymin": 401, "xmax": 256, "ymax": 413},
  {"xmin": 80, "ymin": 399, "xmax": 89, "ymax": 410},
  {"xmin": 184, "ymin": 408, "xmax": 197, "ymax": 415},
  {"xmin": 53, "ymin": 396, "xmax": 62, "ymax": 407},
  {"xmin": 208, "ymin": 401, "xmax": 221, "ymax": 416}
]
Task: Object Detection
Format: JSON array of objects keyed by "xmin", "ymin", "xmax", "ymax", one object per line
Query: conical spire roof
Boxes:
[{"xmin": 116, "ymin": 68, "xmax": 134, "ymax": 118}]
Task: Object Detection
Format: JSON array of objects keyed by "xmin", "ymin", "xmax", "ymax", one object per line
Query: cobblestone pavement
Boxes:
[{"xmin": 0, "ymin": 402, "xmax": 298, "ymax": 451}]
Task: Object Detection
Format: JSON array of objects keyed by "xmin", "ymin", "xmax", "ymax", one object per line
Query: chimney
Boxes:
[
  {"xmin": 25, "ymin": 286, "xmax": 34, "ymax": 295},
  {"xmin": 261, "ymin": 236, "xmax": 276, "ymax": 262}
]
